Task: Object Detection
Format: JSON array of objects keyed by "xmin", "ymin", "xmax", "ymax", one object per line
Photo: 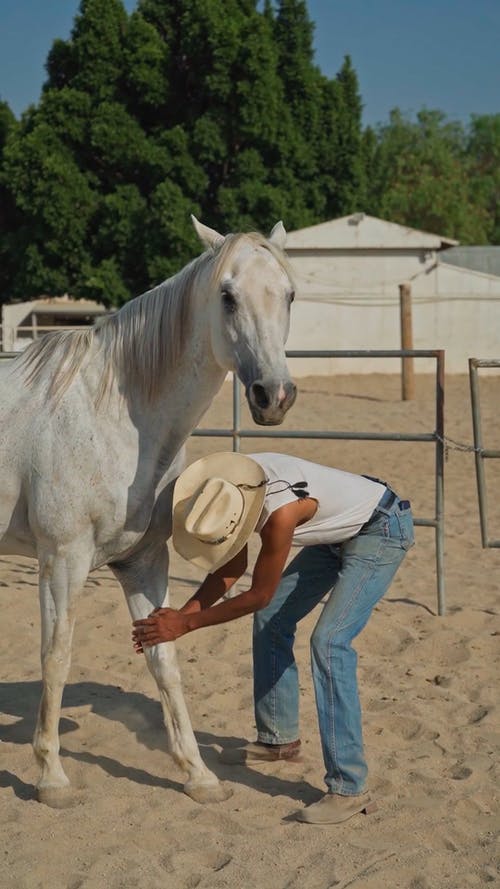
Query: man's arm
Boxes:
[
  {"xmin": 132, "ymin": 500, "xmax": 310, "ymax": 647},
  {"xmin": 179, "ymin": 546, "xmax": 248, "ymax": 615},
  {"xmin": 132, "ymin": 547, "xmax": 248, "ymax": 652},
  {"xmin": 182, "ymin": 507, "xmax": 296, "ymax": 631}
]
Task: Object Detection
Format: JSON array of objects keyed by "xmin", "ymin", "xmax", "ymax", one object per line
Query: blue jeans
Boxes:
[{"xmin": 252, "ymin": 489, "xmax": 414, "ymax": 795}]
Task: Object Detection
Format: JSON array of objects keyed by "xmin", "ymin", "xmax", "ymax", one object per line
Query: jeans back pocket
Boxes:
[{"xmin": 397, "ymin": 506, "xmax": 415, "ymax": 551}]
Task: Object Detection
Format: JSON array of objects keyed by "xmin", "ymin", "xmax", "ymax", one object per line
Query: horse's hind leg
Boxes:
[
  {"xmin": 112, "ymin": 544, "xmax": 232, "ymax": 804},
  {"xmin": 33, "ymin": 547, "xmax": 90, "ymax": 808}
]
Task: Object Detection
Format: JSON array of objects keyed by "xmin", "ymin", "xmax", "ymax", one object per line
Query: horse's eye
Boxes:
[
  {"xmin": 222, "ymin": 290, "xmax": 237, "ymax": 313},
  {"xmin": 288, "ymin": 290, "xmax": 295, "ymax": 304}
]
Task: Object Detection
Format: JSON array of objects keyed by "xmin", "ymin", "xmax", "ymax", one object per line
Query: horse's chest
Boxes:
[
  {"xmin": 89, "ymin": 469, "xmax": 174, "ymax": 564},
  {"xmin": 90, "ymin": 501, "xmax": 161, "ymax": 567}
]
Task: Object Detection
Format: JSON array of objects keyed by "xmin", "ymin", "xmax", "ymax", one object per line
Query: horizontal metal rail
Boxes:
[
  {"xmin": 194, "ymin": 349, "xmax": 446, "ymax": 615},
  {"xmin": 195, "ymin": 429, "xmax": 436, "ymax": 442},
  {"xmin": 285, "ymin": 349, "xmax": 440, "ymax": 358}
]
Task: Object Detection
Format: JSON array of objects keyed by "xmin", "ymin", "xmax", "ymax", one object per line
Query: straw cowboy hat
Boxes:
[{"xmin": 172, "ymin": 452, "xmax": 267, "ymax": 572}]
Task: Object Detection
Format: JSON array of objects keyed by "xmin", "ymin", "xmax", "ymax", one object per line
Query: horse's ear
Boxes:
[
  {"xmin": 191, "ymin": 215, "xmax": 225, "ymax": 250},
  {"xmin": 269, "ymin": 220, "xmax": 287, "ymax": 250}
]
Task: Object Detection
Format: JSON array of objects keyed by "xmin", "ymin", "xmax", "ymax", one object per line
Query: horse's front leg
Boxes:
[
  {"xmin": 34, "ymin": 544, "xmax": 92, "ymax": 808},
  {"xmin": 111, "ymin": 543, "xmax": 232, "ymax": 804}
]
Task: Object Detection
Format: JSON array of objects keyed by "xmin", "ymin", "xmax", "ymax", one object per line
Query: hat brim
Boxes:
[{"xmin": 172, "ymin": 452, "xmax": 267, "ymax": 572}]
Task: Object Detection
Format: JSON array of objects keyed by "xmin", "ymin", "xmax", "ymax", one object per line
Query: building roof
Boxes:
[
  {"xmin": 440, "ymin": 247, "xmax": 500, "ymax": 279},
  {"xmin": 25, "ymin": 296, "xmax": 108, "ymax": 316},
  {"xmin": 285, "ymin": 213, "xmax": 459, "ymax": 251}
]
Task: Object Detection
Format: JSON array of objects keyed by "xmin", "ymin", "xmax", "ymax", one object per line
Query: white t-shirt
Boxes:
[{"xmin": 250, "ymin": 453, "xmax": 385, "ymax": 546}]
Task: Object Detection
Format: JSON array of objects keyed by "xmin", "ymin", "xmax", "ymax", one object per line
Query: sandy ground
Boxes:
[{"xmin": 1, "ymin": 373, "xmax": 499, "ymax": 889}]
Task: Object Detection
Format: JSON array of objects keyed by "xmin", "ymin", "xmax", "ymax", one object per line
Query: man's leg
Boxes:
[
  {"xmin": 297, "ymin": 505, "xmax": 413, "ymax": 822},
  {"xmin": 253, "ymin": 544, "xmax": 341, "ymax": 746}
]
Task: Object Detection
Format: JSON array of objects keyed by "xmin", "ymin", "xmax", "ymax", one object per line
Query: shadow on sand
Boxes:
[{"xmin": 0, "ymin": 679, "xmax": 317, "ymax": 805}]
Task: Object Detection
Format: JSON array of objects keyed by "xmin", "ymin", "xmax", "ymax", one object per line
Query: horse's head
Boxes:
[{"xmin": 193, "ymin": 216, "xmax": 297, "ymax": 426}]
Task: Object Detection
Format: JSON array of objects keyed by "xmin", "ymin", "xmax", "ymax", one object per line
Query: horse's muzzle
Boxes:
[{"xmin": 247, "ymin": 379, "xmax": 297, "ymax": 426}]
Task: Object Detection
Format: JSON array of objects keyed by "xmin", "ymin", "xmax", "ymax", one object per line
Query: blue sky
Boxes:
[{"xmin": 0, "ymin": 0, "xmax": 498, "ymax": 127}]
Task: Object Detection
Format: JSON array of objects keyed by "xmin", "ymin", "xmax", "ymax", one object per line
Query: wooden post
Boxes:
[{"xmin": 399, "ymin": 282, "xmax": 415, "ymax": 400}]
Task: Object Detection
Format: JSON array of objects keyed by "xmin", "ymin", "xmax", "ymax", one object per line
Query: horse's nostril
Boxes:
[{"xmin": 251, "ymin": 382, "xmax": 271, "ymax": 410}]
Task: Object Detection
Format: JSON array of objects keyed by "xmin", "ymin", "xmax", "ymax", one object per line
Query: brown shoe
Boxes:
[
  {"xmin": 220, "ymin": 739, "xmax": 302, "ymax": 765},
  {"xmin": 295, "ymin": 791, "xmax": 377, "ymax": 824}
]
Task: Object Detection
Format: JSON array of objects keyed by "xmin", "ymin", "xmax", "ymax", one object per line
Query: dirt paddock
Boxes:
[{"xmin": 1, "ymin": 373, "xmax": 499, "ymax": 888}]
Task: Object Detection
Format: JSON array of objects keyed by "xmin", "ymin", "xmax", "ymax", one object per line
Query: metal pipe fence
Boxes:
[
  {"xmin": 469, "ymin": 358, "xmax": 500, "ymax": 548},
  {"xmin": 0, "ymin": 348, "xmax": 446, "ymax": 613},
  {"xmin": 194, "ymin": 349, "xmax": 446, "ymax": 616}
]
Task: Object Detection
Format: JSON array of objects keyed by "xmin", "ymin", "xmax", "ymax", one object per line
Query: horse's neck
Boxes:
[
  {"xmin": 148, "ymin": 273, "xmax": 226, "ymax": 448},
  {"xmin": 88, "ymin": 311, "xmax": 225, "ymax": 469},
  {"xmin": 152, "ymin": 346, "xmax": 226, "ymax": 451}
]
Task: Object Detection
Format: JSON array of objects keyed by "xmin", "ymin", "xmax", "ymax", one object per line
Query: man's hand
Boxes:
[{"xmin": 132, "ymin": 607, "xmax": 189, "ymax": 653}]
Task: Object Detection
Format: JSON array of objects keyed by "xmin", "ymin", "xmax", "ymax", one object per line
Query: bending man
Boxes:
[{"xmin": 132, "ymin": 451, "xmax": 414, "ymax": 824}]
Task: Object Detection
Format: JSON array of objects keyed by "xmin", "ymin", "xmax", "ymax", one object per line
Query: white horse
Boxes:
[{"xmin": 0, "ymin": 216, "xmax": 297, "ymax": 808}]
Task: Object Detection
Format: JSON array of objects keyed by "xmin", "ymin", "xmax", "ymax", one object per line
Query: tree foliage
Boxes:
[
  {"xmin": 467, "ymin": 114, "xmax": 500, "ymax": 244},
  {"xmin": 0, "ymin": 0, "xmax": 498, "ymax": 307},
  {"xmin": 366, "ymin": 109, "xmax": 492, "ymax": 244}
]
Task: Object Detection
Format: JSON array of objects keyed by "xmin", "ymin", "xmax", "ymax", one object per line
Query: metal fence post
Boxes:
[
  {"xmin": 435, "ymin": 350, "xmax": 446, "ymax": 615},
  {"xmin": 469, "ymin": 358, "xmax": 500, "ymax": 548},
  {"xmin": 232, "ymin": 373, "xmax": 241, "ymax": 453}
]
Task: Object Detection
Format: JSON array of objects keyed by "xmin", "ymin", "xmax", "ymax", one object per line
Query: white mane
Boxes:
[{"xmin": 14, "ymin": 232, "xmax": 290, "ymax": 405}]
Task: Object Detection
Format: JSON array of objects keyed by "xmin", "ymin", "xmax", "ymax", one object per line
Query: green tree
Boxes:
[
  {"xmin": 467, "ymin": 114, "xmax": 500, "ymax": 244},
  {"xmin": 0, "ymin": 0, "xmax": 373, "ymax": 306},
  {"xmin": 269, "ymin": 0, "xmax": 324, "ymax": 224},
  {"xmin": 369, "ymin": 109, "xmax": 490, "ymax": 243},
  {"xmin": 45, "ymin": 0, "xmax": 128, "ymax": 102},
  {"xmin": 136, "ymin": 0, "xmax": 293, "ymax": 231},
  {"xmin": 313, "ymin": 56, "xmax": 367, "ymax": 220},
  {"xmin": 0, "ymin": 101, "xmax": 19, "ymax": 300},
  {"xmin": 330, "ymin": 55, "xmax": 367, "ymax": 215},
  {"xmin": 121, "ymin": 11, "xmax": 170, "ymax": 126},
  {"xmin": 2, "ymin": 117, "xmax": 99, "ymax": 298},
  {"xmin": 1, "ymin": 0, "xmax": 134, "ymax": 304}
]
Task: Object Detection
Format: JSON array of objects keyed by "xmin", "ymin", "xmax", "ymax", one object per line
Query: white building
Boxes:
[
  {"xmin": 285, "ymin": 213, "xmax": 500, "ymax": 374},
  {"xmin": 1, "ymin": 296, "xmax": 108, "ymax": 353}
]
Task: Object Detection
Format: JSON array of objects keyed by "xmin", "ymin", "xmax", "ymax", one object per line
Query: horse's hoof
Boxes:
[
  {"xmin": 184, "ymin": 780, "xmax": 233, "ymax": 804},
  {"xmin": 37, "ymin": 785, "xmax": 82, "ymax": 809}
]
